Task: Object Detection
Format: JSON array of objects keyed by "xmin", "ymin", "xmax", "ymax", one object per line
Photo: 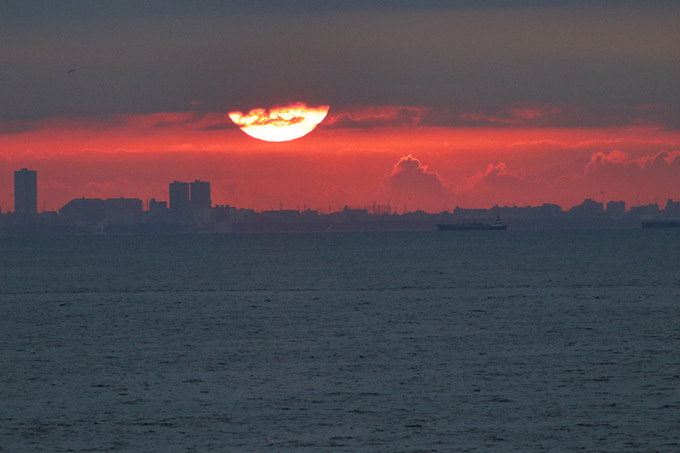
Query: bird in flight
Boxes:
[{"xmin": 67, "ymin": 68, "xmax": 76, "ymax": 74}]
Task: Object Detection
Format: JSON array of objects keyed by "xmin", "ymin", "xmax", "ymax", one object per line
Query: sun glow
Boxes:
[{"xmin": 228, "ymin": 103, "xmax": 330, "ymax": 142}]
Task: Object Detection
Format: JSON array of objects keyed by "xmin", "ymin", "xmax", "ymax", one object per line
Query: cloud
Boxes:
[
  {"xmin": 387, "ymin": 154, "xmax": 445, "ymax": 192},
  {"xmin": 170, "ymin": 143, "xmax": 197, "ymax": 151},
  {"xmin": 460, "ymin": 107, "xmax": 552, "ymax": 126},
  {"xmin": 380, "ymin": 155, "xmax": 453, "ymax": 210},
  {"xmin": 198, "ymin": 122, "xmax": 237, "ymax": 131},
  {"xmin": 148, "ymin": 113, "xmax": 204, "ymax": 129},
  {"xmin": 325, "ymin": 106, "xmax": 431, "ymax": 129},
  {"xmin": 585, "ymin": 150, "xmax": 631, "ymax": 173},
  {"xmin": 0, "ymin": 120, "xmax": 42, "ymax": 135},
  {"xmin": 463, "ymin": 162, "xmax": 527, "ymax": 191},
  {"xmin": 455, "ymin": 161, "xmax": 556, "ymax": 207},
  {"xmin": 0, "ymin": 112, "xmax": 229, "ymax": 138},
  {"xmin": 3, "ymin": 104, "xmax": 679, "ymax": 144},
  {"xmin": 15, "ymin": 149, "xmax": 50, "ymax": 161},
  {"xmin": 586, "ymin": 149, "xmax": 680, "ymax": 175},
  {"xmin": 230, "ymin": 108, "xmax": 305, "ymax": 127},
  {"xmin": 323, "ymin": 105, "xmax": 548, "ymax": 129},
  {"xmin": 451, "ymin": 148, "xmax": 680, "ymax": 209},
  {"xmin": 84, "ymin": 178, "xmax": 133, "ymax": 198},
  {"xmin": 457, "ymin": 104, "xmax": 680, "ymax": 129},
  {"xmin": 548, "ymin": 149, "xmax": 680, "ymax": 205},
  {"xmin": 564, "ymin": 149, "xmax": 677, "ymax": 204},
  {"xmin": 323, "ymin": 103, "xmax": 680, "ymax": 130},
  {"xmin": 3, "ymin": 4, "xmax": 680, "ymax": 120}
]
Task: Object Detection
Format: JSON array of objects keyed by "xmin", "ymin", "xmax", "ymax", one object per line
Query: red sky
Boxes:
[
  {"xmin": 2, "ymin": 2, "xmax": 679, "ymax": 214},
  {"xmin": 2, "ymin": 106, "xmax": 679, "ymax": 213}
]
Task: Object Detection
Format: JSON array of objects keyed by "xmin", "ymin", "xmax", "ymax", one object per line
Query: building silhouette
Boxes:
[
  {"xmin": 169, "ymin": 181, "xmax": 191, "ymax": 223},
  {"xmin": 568, "ymin": 198, "xmax": 603, "ymax": 217},
  {"xmin": 606, "ymin": 201, "xmax": 626, "ymax": 218},
  {"xmin": 169, "ymin": 181, "xmax": 190, "ymax": 210},
  {"xmin": 14, "ymin": 168, "xmax": 37, "ymax": 217},
  {"xmin": 60, "ymin": 197, "xmax": 142, "ymax": 226},
  {"xmin": 148, "ymin": 198, "xmax": 169, "ymax": 223},
  {"xmin": 665, "ymin": 199, "xmax": 680, "ymax": 217},
  {"xmin": 5, "ymin": 173, "xmax": 679, "ymax": 233},
  {"xmin": 190, "ymin": 180, "xmax": 211, "ymax": 209}
]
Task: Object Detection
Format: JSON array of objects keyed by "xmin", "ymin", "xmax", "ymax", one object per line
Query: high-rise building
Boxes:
[
  {"xmin": 169, "ymin": 181, "xmax": 190, "ymax": 211},
  {"xmin": 14, "ymin": 168, "xmax": 37, "ymax": 217},
  {"xmin": 169, "ymin": 181, "xmax": 191, "ymax": 223},
  {"xmin": 190, "ymin": 180, "xmax": 211, "ymax": 209}
]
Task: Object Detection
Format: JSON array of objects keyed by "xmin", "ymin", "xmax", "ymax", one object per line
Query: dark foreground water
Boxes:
[{"xmin": 1, "ymin": 230, "xmax": 679, "ymax": 452}]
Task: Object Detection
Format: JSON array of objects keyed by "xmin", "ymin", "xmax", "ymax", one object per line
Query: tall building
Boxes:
[
  {"xmin": 169, "ymin": 181, "xmax": 190, "ymax": 211},
  {"xmin": 14, "ymin": 168, "xmax": 37, "ymax": 217},
  {"xmin": 190, "ymin": 180, "xmax": 211, "ymax": 209},
  {"xmin": 169, "ymin": 181, "xmax": 191, "ymax": 223}
]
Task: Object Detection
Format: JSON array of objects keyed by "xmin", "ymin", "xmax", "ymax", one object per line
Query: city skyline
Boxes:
[
  {"xmin": 3, "ymin": 168, "xmax": 678, "ymax": 235},
  {"xmin": 3, "ymin": 167, "xmax": 678, "ymax": 218}
]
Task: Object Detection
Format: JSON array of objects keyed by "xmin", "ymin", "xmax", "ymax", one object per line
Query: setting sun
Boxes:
[{"xmin": 228, "ymin": 103, "xmax": 329, "ymax": 142}]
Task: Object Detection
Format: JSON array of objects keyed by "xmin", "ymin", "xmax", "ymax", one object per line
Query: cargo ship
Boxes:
[
  {"xmin": 641, "ymin": 218, "xmax": 680, "ymax": 228},
  {"xmin": 437, "ymin": 216, "xmax": 507, "ymax": 231}
]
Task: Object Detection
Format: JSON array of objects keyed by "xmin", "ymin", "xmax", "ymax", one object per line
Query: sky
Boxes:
[{"xmin": 2, "ymin": 0, "xmax": 680, "ymax": 213}]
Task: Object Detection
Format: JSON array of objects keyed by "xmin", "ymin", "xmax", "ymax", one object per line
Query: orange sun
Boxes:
[{"xmin": 228, "ymin": 103, "xmax": 330, "ymax": 142}]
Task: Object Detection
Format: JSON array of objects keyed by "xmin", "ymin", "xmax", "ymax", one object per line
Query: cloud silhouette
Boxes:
[
  {"xmin": 387, "ymin": 154, "xmax": 445, "ymax": 192},
  {"xmin": 381, "ymin": 154, "xmax": 453, "ymax": 210},
  {"xmin": 325, "ymin": 106, "xmax": 430, "ymax": 129},
  {"xmin": 586, "ymin": 150, "xmax": 680, "ymax": 175},
  {"xmin": 243, "ymin": 110, "xmax": 305, "ymax": 127},
  {"xmin": 457, "ymin": 162, "xmax": 548, "ymax": 207},
  {"xmin": 464, "ymin": 162, "xmax": 525, "ymax": 190}
]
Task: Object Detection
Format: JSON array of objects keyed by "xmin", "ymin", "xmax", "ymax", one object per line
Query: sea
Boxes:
[{"xmin": 1, "ymin": 230, "xmax": 679, "ymax": 452}]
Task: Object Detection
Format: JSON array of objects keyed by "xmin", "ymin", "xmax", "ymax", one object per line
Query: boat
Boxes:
[
  {"xmin": 641, "ymin": 218, "xmax": 680, "ymax": 228},
  {"xmin": 437, "ymin": 216, "xmax": 507, "ymax": 231}
]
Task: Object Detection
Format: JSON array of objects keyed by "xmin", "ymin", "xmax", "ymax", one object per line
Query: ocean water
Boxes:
[{"xmin": 1, "ymin": 230, "xmax": 679, "ymax": 452}]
